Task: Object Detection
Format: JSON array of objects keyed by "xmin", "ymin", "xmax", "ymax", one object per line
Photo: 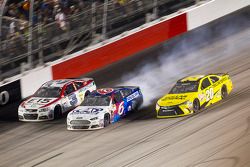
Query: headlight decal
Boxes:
[
  {"xmin": 39, "ymin": 107, "xmax": 50, "ymax": 112},
  {"xmin": 90, "ymin": 117, "xmax": 98, "ymax": 121}
]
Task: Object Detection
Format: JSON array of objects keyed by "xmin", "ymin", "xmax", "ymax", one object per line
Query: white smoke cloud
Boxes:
[{"xmin": 118, "ymin": 11, "xmax": 248, "ymax": 106}]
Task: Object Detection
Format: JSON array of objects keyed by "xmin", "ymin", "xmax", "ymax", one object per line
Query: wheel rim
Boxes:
[
  {"xmin": 54, "ymin": 107, "xmax": 61, "ymax": 119},
  {"xmin": 104, "ymin": 116, "xmax": 109, "ymax": 127},
  {"xmin": 222, "ymin": 87, "xmax": 227, "ymax": 99},
  {"xmin": 193, "ymin": 100, "xmax": 199, "ymax": 112}
]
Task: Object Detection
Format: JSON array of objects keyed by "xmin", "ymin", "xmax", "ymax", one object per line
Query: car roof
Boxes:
[
  {"xmin": 179, "ymin": 75, "xmax": 205, "ymax": 82},
  {"xmin": 92, "ymin": 88, "xmax": 119, "ymax": 96},
  {"xmin": 42, "ymin": 79, "xmax": 73, "ymax": 88}
]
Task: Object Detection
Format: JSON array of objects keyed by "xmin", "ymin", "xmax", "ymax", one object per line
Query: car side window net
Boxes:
[
  {"xmin": 121, "ymin": 89, "xmax": 132, "ymax": 97},
  {"xmin": 65, "ymin": 84, "xmax": 75, "ymax": 95},
  {"xmin": 74, "ymin": 82, "xmax": 83, "ymax": 89},
  {"xmin": 114, "ymin": 92, "xmax": 123, "ymax": 102},
  {"xmin": 201, "ymin": 78, "xmax": 211, "ymax": 90}
]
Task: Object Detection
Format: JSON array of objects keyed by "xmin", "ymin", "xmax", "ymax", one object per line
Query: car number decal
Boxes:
[
  {"xmin": 206, "ymin": 88, "xmax": 214, "ymax": 102},
  {"xmin": 27, "ymin": 98, "xmax": 52, "ymax": 104},
  {"xmin": 117, "ymin": 101, "xmax": 125, "ymax": 116},
  {"xmin": 97, "ymin": 88, "xmax": 114, "ymax": 95}
]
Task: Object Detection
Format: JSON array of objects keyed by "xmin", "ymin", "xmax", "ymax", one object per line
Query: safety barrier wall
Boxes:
[
  {"xmin": 0, "ymin": 0, "xmax": 249, "ymax": 110},
  {"xmin": 52, "ymin": 13, "xmax": 187, "ymax": 79},
  {"xmin": 187, "ymin": 0, "xmax": 250, "ymax": 30},
  {"xmin": 0, "ymin": 79, "xmax": 21, "ymax": 108}
]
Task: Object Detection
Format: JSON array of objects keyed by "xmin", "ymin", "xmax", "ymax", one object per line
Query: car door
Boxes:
[
  {"xmin": 73, "ymin": 81, "xmax": 86, "ymax": 104},
  {"xmin": 113, "ymin": 91, "xmax": 125, "ymax": 118},
  {"xmin": 209, "ymin": 76, "xmax": 221, "ymax": 101},
  {"xmin": 120, "ymin": 89, "xmax": 134, "ymax": 112},
  {"xmin": 63, "ymin": 83, "xmax": 78, "ymax": 112},
  {"xmin": 200, "ymin": 77, "xmax": 213, "ymax": 108}
]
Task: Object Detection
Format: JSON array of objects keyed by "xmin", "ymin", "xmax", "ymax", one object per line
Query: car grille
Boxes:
[
  {"xmin": 70, "ymin": 120, "xmax": 91, "ymax": 125},
  {"xmin": 26, "ymin": 109, "xmax": 38, "ymax": 113},
  {"xmin": 72, "ymin": 126, "xmax": 89, "ymax": 130},
  {"xmin": 24, "ymin": 114, "xmax": 38, "ymax": 120},
  {"xmin": 39, "ymin": 116, "xmax": 49, "ymax": 120},
  {"xmin": 158, "ymin": 106, "xmax": 184, "ymax": 116}
]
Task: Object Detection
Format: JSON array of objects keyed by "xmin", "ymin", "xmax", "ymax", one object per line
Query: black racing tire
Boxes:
[
  {"xmin": 54, "ymin": 105, "xmax": 62, "ymax": 119},
  {"xmin": 193, "ymin": 98, "xmax": 200, "ymax": 113},
  {"xmin": 104, "ymin": 114, "xmax": 110, "ymax": 127},
  {"xmin": 85, "ymin": 90, "xmax": 90, "ymax": 97},
  {"xmin": 221, "ymin": 85, "xmax": 228, "ymax": 99},
  {"xmin": 132, "ymin": 98, "xmax": 143, "ymax": 112}
]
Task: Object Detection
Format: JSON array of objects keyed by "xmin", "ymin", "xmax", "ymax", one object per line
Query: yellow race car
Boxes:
[{"xmin": 156, "ymin": 73, "xmax": 233, "ymax": 118}]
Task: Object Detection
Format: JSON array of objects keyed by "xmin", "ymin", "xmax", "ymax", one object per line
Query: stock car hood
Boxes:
[
  {"xmin": 68, "ymin": 106, "xmax": 109, "ymax": 120},
  {"xmin": 23, "ymin": 97, "xmax": 57, "ymax": 109},
  {"xmin": 158, "ymin": 93, "xmax": 195, "ymax": 106}
]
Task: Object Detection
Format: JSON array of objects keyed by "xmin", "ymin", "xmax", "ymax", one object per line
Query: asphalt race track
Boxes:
[{"xmin": 0, "ymin": 8, "xmax": 249, "ymax": 167}]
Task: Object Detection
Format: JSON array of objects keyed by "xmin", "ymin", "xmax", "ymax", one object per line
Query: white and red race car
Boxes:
[{"xmin": 18, "ymin": 78, "xmax": 96, "ymax": 122}]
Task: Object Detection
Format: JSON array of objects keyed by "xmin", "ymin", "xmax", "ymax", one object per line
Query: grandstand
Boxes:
[{"xmin": 0, "ymin": 0, "xmax": 199, "ymax": 82}]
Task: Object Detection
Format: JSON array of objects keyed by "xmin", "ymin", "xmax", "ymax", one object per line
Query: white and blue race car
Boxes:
[
  {"xmin": 67, "ymin": 87, "xmax": 143, "ymax": 130},
  {"xmin": 18, "ymin": 78, "xmax": 96, "ymax": 122}
]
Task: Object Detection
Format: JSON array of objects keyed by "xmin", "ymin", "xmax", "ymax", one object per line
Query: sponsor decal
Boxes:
[
  {"xmin": 69, "ymin": 93, "xmax": 78, "ymax": 106},
  {"xmin": 78, "ymin": 91, "xmax": 85, "ymax": 101},
  {"xmin": 162, "ymin": 95, "xmax": 187, "ymax": 101},
  {"xmin": 127, "ymin": 91, "xmax": 139, "ymax": 102},
  {"xmin": 213, "ymin": 77, "xmax": 227, "ymax": 87},
  {"xmin": 198, "ymin": 94, "xmax": 205, "ymax": 101},
  {"xmin": 97, "ymin": 88, "xmax": 114, "ymax": 95},
  {"xmin": 162, "ymin": 109, "xmax": 174, "ymax": 112},
  {"xmin": 72, "ymin": 108, "xmax": 104, "ymax": 115}
]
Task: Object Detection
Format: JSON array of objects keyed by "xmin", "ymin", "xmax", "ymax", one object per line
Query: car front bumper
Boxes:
[
  {"xmin": 156, "ymin": 105, "xmax": 193, "ymax": 118},
  {"xmin": 18, "ymin": 111, "xmax": 53, "ymax": 122},
  {"xmin": 67, "ymin": 119, "xmax": 103, "ymax": 130}
]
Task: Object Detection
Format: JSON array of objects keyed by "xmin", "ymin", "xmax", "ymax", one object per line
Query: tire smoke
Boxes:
[{"xmin": 119, "ymin": 9, "xmax": 249, "ymax": 106}]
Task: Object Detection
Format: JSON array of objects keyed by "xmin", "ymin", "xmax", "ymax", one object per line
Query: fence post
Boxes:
[
  {"xmin": 0, "ymin": 68, "xmax": 2, "ymax": 81},
  {"xmin": 0, "ymin": 0, "xmax": 8, "ymax": 61},
  {"xmin": 91, "ymin": 1, "xmax": 97, "ymax": 40},
  {"xmin": 153, "ymin": 0, "xmax": 158, "ymax": 19},
  {"xmin": 27, "ymin": 0, "xmax": 34, "ymax": 69},
  {"xmin": 38, "ymin": 22, "xmax": 44, "ymax": 65},
  {"xmin": 102, "ymin": 0, "xmax": 108, "ymax": 40}
]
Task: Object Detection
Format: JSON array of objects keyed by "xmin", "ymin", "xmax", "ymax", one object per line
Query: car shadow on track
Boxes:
[{"xmin": 123, "ymin": 103, "xmax": 158, "ymax": 121}]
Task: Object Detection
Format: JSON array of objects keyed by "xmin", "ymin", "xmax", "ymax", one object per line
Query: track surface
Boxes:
[{"xmin": 0, "ymin": 9, "xmax": 250, "ymax": 167}]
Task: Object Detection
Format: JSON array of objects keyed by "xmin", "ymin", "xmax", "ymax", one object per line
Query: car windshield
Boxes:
[
  {"xmin": 81, "ymin": 96, "xmax": 111, "ymax": 106},
  {"xmin": 33, "ymin": 87, "xmax": 61, "ymax": 98},
  {"xmin": 169, "ymin": 82, "xmax": 198, "ymax": 94}
]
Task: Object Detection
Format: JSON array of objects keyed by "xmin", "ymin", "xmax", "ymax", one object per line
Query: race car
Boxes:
[
  {"xmin": 156, "ymin": 73, "xmax": 233, "ymax": 118},
  {"xmin": 18, "ymin": 78, "xmax": 96, "ymax": 121},
  {"xmin": 67, "ymin": 86, "xmax": 143, "ymax": 130}
]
